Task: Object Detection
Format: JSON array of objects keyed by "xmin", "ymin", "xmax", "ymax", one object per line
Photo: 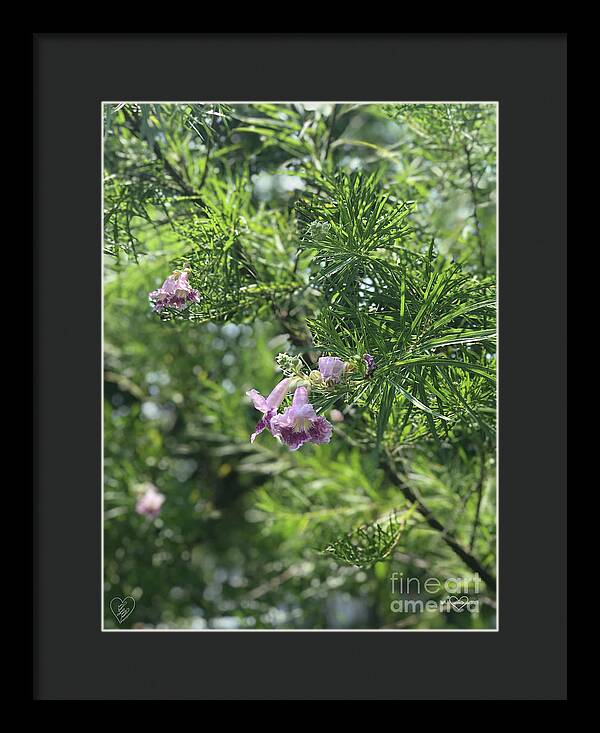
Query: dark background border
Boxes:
[{"xmin": 33, "ymin": 33, "xmax": 567, "ymax": 700}]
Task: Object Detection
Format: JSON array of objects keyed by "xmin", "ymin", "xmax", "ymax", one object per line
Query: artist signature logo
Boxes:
[{"xmin": 110, "ymin": 596, "xmax": 136, "ymax": 624}]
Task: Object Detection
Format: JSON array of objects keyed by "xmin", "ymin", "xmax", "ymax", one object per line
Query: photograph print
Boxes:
[{"xmin": 103, "ymin": 101, "xmax": 497, "ymax": 631}]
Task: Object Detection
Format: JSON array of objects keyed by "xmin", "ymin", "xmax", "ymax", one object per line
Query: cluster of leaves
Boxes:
[
  {"xmin": 103, "ymin": 103, "xmax": 232, "ymax": 260},
  {"xmin": 164, "ymin": 179, "xmax": 305, "ymax": 326},
  {"xmin": 103, "ymin": 102, "xmax": 497, "ymax": 629},
  {"xmin": 323, "ymin": 508, "xmax": 418, "ymax": 568},
  {"xmin": 380, "ymin": 103, "xmax": 496, "ymax": 271},
  {"xmin": 294, "ymin": 171, "xmax": 495, "ymax": 450}
]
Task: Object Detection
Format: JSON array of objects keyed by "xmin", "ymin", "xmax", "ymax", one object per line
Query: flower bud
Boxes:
[{"xmin": 309, "ymin": 370, "xmax": 324, "ymax": 385}]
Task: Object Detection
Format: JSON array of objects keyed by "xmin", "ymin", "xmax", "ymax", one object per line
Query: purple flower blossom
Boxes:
[
  {"xmin": 318, "ymin": 356, "xmax": 347, "ymax": 384},
  {"xmin": 135, "ymin": 484, "xmax": 165, "ymax": 519},
  {"xmin": 363, "ymin": 353, "xmax": 376, "ymax": 376},
  {"xmin": 149, "ymin": 270, "xmax": 200, "ymax": 312},
  {"xmin": 246, "ymin": 377, "xmax": 292, "ymax": 443},
  {"xmin": 270, "ymin": 386, "xmax": 332, "ymax": 451}
]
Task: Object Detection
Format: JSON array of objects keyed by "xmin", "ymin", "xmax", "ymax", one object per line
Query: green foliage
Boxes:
[
  {"xmin": 380, "ymin": 103, "xmax": 496, "ymax": 272},
  {"xmin": 104, "ymin": 102, "xmax": 497, "ymax": 629},
  {"xmin": 295, "ymin": 171, "xmax": 496, "ymax": 449},
  {"xmin": 323, "ymin": 507, "xmax": 418, "ymax": 569},
  {"xmin": 164, "ymin": 174, "xmax": 304, "ymax": 325}
]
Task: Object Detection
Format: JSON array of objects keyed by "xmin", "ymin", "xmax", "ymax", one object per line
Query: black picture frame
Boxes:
[{"xmin": 33, "ymin": 33, "xmax": 567, "ymax": 700}]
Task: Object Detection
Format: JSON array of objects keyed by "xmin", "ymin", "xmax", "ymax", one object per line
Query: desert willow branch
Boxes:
[
  {"xmin": 255, "ymin": 243, "xmax": 496, "ymax": 588},
  {"xmin": 123, "ymin": 107, "xmax": 200, "ymax": 200},
  {"xmin": 383, "ymin": 456, "xmax": 496, "ymax": 592}
]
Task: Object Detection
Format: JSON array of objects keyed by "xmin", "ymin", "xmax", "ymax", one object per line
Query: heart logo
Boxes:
[
  {"xmin": 110, "ymin": 596, "xmax": 136, "ymax": 624},
  {"xmin": 447, "ymin": 595, "xmax": 469, "ymax": 612}
]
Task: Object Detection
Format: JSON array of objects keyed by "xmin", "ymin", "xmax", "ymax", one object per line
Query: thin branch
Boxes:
[
  {"xmin": 123, "ymin": 107, "xmax": 201, "ymax": 201},
  {"xmin": 464, "ymin": 143, "xmax": 486, "ymax": 274},
  {"xmin": 198, "ymin": 134, "xmax": 212, "ymax": 191},
  {"xmin": 323, "ymin": 104, "xmax": 339, "ymax": 163},
  {"xmin": 469, "ymin": 450, "xmax": 485, "ymax": 552},
  {"xmin": 383, "ymin": 455, "xmax": 496, "ymax": 592}
]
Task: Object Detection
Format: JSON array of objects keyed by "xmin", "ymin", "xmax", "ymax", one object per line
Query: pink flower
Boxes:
[
  {"xmin": 318, "ymin": 356, "xmax": 347, "ymax": 384},
  {"xmin": 135, "ymin": 484, "xmax": 165, "ymax": 519},
  {"xmin": 246, "ymin": 378, "xmax": 292, "ymax": 443},
  {"xmin": 270, "ymin": 386, "xmax": 332, "ymax": 451},
  {"xmin": 330, "ymin": 409, "xmax": 345, "ymax": 423},
  {"xmin": 149, "ymin": 270, "xmax": 200, "ymax": 312}
]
